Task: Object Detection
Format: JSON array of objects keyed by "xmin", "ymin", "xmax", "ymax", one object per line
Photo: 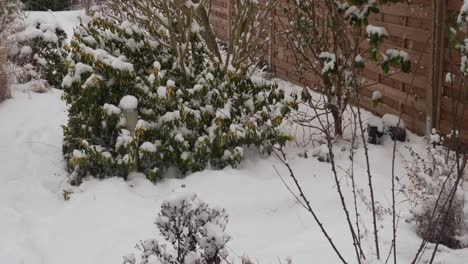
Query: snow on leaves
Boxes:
[
  {"xmin": 124, "ymin": 195, "xmax": 230, "ymax": 264},
  {"xmin": 62, "ymin": 14, "xmax": 299, "ymax": 184},
  {"xmin": 10, "ymin": 19, "xmax": 67, "ymax": 88}
]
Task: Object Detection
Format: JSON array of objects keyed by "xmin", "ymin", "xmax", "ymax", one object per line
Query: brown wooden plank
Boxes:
[
  {"xmin": 379, "ymin": 3, "xmax": 432, "ymax": 19},
  {"xmin": 369, "ymin": 21, "xmax": 431, "ymax": 43}
]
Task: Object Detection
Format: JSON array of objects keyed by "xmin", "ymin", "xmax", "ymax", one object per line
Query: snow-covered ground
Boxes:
[
  {"xmin": 0, "ymin": 11, "xmax": 466, "ymax": 264},
  {"xmin": 22, "ymin": 10, "xmax": 85, "ymax": 41}
]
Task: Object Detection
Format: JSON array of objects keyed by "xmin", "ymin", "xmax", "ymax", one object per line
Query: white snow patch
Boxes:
[
  {"xmin": 103, "ymin": 103, "xmax": 121, "ymax": 115},
  {"xmin": 372, "ymin": 90, "xmax": 382, "ymax": 101},
  {"xmin": 382, "ymin": 114, "xmax": 405, "ymax": 129},
  {"xmin": 366, "ymin": 25, "xmax": 389, "ymax": 37},
  {"xmin": 140, "ymin": 142, "xmax": 156, "ymax": 152},
  {"xmin": 368, "ymin": 117, "xmax": 384, "ymax": 133},
  {"xmin": 119, "ymin": 95, "xmax": 138, "ymax": 110}
]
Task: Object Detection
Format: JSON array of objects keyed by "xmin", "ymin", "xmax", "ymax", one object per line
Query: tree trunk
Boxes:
[{"xmin": 332, "ymin": 109, "xmax": 343, "ymax": 137}]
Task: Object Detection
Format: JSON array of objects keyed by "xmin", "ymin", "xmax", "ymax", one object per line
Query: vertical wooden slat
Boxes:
[
  {"xmin": 228, "ymin": 0, "xmax": 232, "ymax": 41},
  {"xmin": 432, "ymin": 0, "xmax": 447, "ymax": 131}
]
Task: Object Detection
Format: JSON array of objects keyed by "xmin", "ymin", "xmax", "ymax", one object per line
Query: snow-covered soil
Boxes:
[
  {"xmin": 0, "ymin": 11, "xmax": 466, "ymax": 264},
  {"xmin": 22, "ymin": 10, "xmax": 85, "ymax": 41}
]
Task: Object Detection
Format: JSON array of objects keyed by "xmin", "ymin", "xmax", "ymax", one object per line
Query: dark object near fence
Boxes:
[
  {"xmin": 368, "ymin": 126, "xmax": 383, "ymax": 145},
  {"xmin": 383, "ymin": 114, "xmax": 406, "ymax": 142},
  {"xmin": 368, "ymin": 117, "xmax": 384, "ymax": 145},
  {"xmin": 388, "ymin": 126, "xmax": 407, "ymax": 142}
]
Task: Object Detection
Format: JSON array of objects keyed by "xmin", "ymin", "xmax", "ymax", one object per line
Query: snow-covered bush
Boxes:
[
  {"xmin": 62, "ymin": 14, "xmax": 298, "ymax": 184},
  {"xmin": 0, "ymin": 0, "xmax": 21, "ymax": 34},
  {"xmin": 404, "ymin": 146, "xmax": 465, "ymax": 248},
  {"xmin": 103, "ymin": 0, "xmax": 273, "ymax": 79},
  {"xmin": 9, "ymin": 19, "xmax": 67, "ymax": 88},
  {"xmin": 123, "ymin": 195, "xmax": 230, "ymax": 264}
]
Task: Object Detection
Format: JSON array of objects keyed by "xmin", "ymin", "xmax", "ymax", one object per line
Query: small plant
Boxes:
[
  {"xmin": 123, "ymin": 195, "xmax": 230, "ymax": 264},
  {"xmin": 403, "ymin": 146, "xmax": 465, "ymax": 249},
  {"xmin": 10, "ymin": 19, "xmax": 67, "ymax": 88}
]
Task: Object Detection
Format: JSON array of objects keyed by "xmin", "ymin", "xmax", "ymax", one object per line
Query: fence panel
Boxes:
[{"xmin": 209, "ymin": 0, "xmax": 467, "ymax": 142}]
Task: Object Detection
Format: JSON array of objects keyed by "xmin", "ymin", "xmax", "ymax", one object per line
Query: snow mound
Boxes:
[
  {"xmin": 119, "ymin": 95, "xmax": 138, "ymax": 110},
  {"xmin": 382, "ymin": 114, "xmax": 405, "ymax": 129},
  {"xmin": 368, "ymin": 116, "xmax": 384, "ymax": 133}
]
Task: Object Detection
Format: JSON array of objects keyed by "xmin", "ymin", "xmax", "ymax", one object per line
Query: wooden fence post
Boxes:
[{"xmin": 429, "ymin": 0, "xmax": 447, "ymax": 136}]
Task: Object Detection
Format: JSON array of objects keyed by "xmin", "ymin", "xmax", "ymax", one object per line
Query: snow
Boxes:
[
  {"xmin": 135, "ymin": 119, "xmax": 148, "ymax": 130},
  {"xmin": 382, "ymin": 114, "xmax": 406, "ymax": 129},
  {"xmin": 430, "ymin": 128, "xmax": 441, "ymax": 144},
  {"xmin": 166, "ymin": 79, "xmax": 176, "ymax": 87},
  {"xmin": 103, "ymin": 103, "xmax": 121, "ymax": 115},
  {"xmin": 430, "ymin": 133, "xmax": 441, "ymax": 144},
  {"xmin": 80, "ymin": 45, "xmax": 135, "ymax": 72},
  {"xmin": 319, "ymin": 52, "xmax": 336, "ymax": 74},
  {"xmin": 181, "ymin": 152, "xmax": 190, "ymax": 161},
  {"xmin": 119, "ymin": 95, "xmax": 138, "ymax": 110},
  {"xmin": 355, "ymin": 54, "xmax": 364, "ymax": 63},
  {"xmin": 175, "ymin": 133, "xmax": 185, "ymax": 143},
  {"xmin": 366, "ymin": 25, "xmax": 389, "ymax": 37},
  {"xmin": 157, "ymin": 86, "xmax": 167, "ymax": 98},
  {"xmin": 33, "ymin": 54, "xmax": 47, "ymax": 66},
  {"xmin": 368, "ymin": 116, "xmax": 384, "ymax": 133},
  {"xmin": 64, "ymin": 63, "xmax": 94, "ymax": 88},
  {"xmin": 459, "ymin": 1, "xmax": 468, "ymax": 25},
  {"xmin": 0, "ymin": 10, "xmax": 466, "ymax": 264},
  {"xmin": 318, "ymin": 143, "xmax": 330, "ymax": 160},
  {"xmin": 446, "ymin": 72, "xmax": 455, "ymax": 84},
  {"xmin": 73, "ymin": 149, "xmax": 86, "ymax": 159},
  {"xmin": 159, "ymin": 110, "xmax": 181, "ymax": 123},
  {"xmin": 385, "ymin": 49, "xmax": 410, "ymax": 61},
  {"xmin": 372, "ymin": 90, "xmax": 382, "ymax": 101},
  {"xmin": 15, "ymin": 79, "xmax": 49, "ymax": 93},
  {"xmin": 140, "ymin": 142, "xmax": 157, "ymax": 152},
  {"xmin": 13, "ymin": 21, "xmax": 60, "ymax": 43},
  {"xmin": 20, "ymin": 46, "xmax": 32, "ymax": 56},
  {"xmin": 153, "ymin": 61, "xmax": 161, "ymax": 70},
  {"xmin": 116, "ymin": 129, "xmax": 133, "ymax": 149},
  {"xmin": 24, "ymin": 10, "xmax": 86, "ymax": 42},
  {"xmin": 216, "ymin": 104, "xmax": 231, "ymax": 119},
  {"xmin": 206, "ymin": 72, "xmax": 215, "ymax": 81},
  {"xmin": 1, "ymin": 75, "xmax": 468, "ymax": 264}
]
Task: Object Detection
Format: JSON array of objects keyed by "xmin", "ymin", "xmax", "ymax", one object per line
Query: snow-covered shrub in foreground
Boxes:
[
  {"xmin": 9, "ymin": 19, "xmax": 67, "ymax": 88},
  {"xmin": 404, "ymin": 146, "xmax": 465, "ymax": 248},
  {"xmin": 123, "ymin": 195, "xmax": 230, "ymax": 264},
  {"xmin": 62, "ymin": 15, "xmax": 298, "ymax": 184}
]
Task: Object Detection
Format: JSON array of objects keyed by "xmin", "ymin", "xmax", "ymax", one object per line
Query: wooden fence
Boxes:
[{"xmin": 210, "ymin": 0, "xmax": 468, "ymax": 143}]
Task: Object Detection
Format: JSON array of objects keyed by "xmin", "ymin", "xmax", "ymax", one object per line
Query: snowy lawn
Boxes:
[{"xmin": 0, "ymin": 11, "xmax": 467, "ymax": 264}]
